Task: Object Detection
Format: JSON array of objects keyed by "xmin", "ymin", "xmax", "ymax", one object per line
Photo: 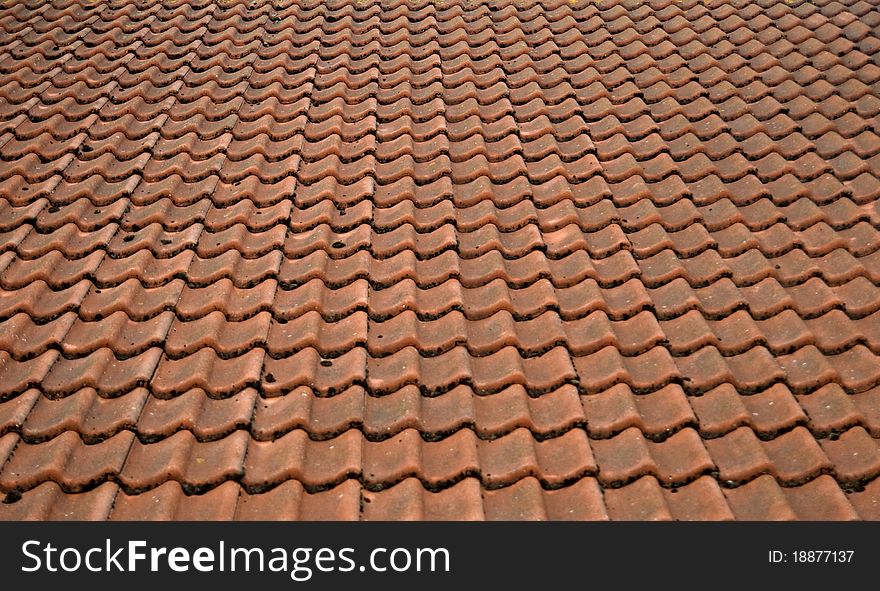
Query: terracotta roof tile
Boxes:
[
  {"xmin": 0, "ymin": 430, "xmax": 134, "ymax": 492},
  {"xmin": 109, "ymin": 480, "xmax": 241, "ymax": 521},
  {"xmin": 1, "ymin": 0, "xmax": 879, "ymax": 520},
  {"xmin": 0, "ymin": 481, "xmax": 117, "ymax": 520}
]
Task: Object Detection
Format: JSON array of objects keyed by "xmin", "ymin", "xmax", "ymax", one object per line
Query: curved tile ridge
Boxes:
[
  {"xmin": 0, "ymin": 419, "xmax": 877, "ymax": 502},
  {"xmin": 0, "ymin": 473, "xmax": 876, "ymax": 521},
  {"xmin": 2, "ymin": 338, "xmax": 880, "ymax": 402},
  {"xmin": 2, "ymin": 379, "xmax": 879, "ymax": 446},
  {"xmin": 0, "ymin": 426, "xmax": 597, "ymax": 495},
  {"xmin": 5, "ymin": 304, "xmax": 880, "ymax": 365}
]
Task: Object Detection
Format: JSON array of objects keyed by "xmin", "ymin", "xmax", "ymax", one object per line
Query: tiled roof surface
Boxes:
[{"xmin": 0, "ymin": 0, "xmax": 880, "ymax": 520}]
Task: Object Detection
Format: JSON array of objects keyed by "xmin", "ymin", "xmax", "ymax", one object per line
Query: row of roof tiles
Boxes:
[
  {"xmin": 4, "ymin": 473, "xmax": 879, "ymax": 521},
  {"xmin": 1, "ymin": 422, "xmax": 878, "ymax": 494},
  {"xmin": 3, "ymin": 381, "xmax": 879, "ymax": 442}
]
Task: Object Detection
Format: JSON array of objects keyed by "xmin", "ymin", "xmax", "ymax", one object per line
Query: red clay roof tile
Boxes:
[{"xmin": 0, "ymin": 0, "xmax": 879, "ymax": 520}]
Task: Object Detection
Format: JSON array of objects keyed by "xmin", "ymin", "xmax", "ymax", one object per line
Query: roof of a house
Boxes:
[{"xmin": 0, "ymin": 0, "xmax": 879, "ymax": 520}]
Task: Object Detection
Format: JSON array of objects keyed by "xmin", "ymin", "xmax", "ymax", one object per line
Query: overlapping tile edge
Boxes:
[{"xmin": 0, "ymin": 0, "xmax": 879, "ymax": 520}]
